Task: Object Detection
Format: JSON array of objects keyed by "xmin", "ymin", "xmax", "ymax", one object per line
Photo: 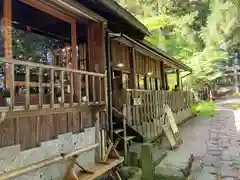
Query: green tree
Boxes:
[{"xmin": 116, "ymin": 0, "xmax": 240, "ymax": 88}]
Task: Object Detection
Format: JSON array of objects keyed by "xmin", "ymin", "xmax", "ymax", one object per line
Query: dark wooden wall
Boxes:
[
  {"xmin": 111, "ymin": 41, "xmax": 130, "ymax": 71},
  {"xmin": 111, "ymin": 41, "xmax": 162, "ymax": 77},
  {"xmin": 0, "ymin": 112, "xmax": 83, "ymax": 150}
]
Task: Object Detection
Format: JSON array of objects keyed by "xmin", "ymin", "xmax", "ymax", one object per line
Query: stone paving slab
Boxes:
[
  {"xmin": 197, "ymin": 170, "xmax": 216, "ymax": 180},
  {"xmin": 157, "ymin": 101, "xmax": 240, "ymax": 180},
  {"xmin": 154, "ymin": 166, "xmax": 185, "ymax": 180},
  {"xmin": 198, "ymin": 103, "xmax": 240, "ymax": 179},
  {"xmin": 154, "ymin": 116, "xmax": 210, "ymax": 179}
]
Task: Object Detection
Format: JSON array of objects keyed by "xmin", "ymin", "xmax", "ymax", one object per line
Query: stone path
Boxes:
[
  {"xmin": 198, "ymin": 102, "xmax": 240, "ymax": 180},
  {"xmin": 154, "ymin": 115, "xmax": 211, "ymax": 179}
]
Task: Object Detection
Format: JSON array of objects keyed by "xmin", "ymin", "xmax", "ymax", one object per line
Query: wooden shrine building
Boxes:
[{"xmin": 0, "ymin": 0, "xmax": 193, "ymax": 179}]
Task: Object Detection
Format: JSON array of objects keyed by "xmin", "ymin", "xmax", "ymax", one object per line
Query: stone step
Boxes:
[
  {"xmin": 128, "ymin": 143, "xmax": 167, "ymax": 168},
  {"xmin": 118, "ymin": 166, "xmax": 141, "ymax": 180},
  {"xmin": 154, "ymin": 166, "xmax": 185, "ymax": 180},
  {"xmin": 155, "ymin": 151, "xmax": 194, "ymax": 180}
]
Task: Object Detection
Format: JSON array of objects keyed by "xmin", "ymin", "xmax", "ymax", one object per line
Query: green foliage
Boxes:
[
  {"xmin": 116, "ymin": 0, "xmax": 240, "ymax": 88},
  {"xmin": 233, "ymin": 92, "xmax": 240, "ymax": 97},
  {"xmin": 12, "ymin": 27, "xmax": 64, "ymax": 63},
  {"xmin": 191, "ymin": 101, "xmax": 216, "ymax": 118},
  {"xmin": 232, "ymin": 104, "xmax": 240, "ymax": 109}
]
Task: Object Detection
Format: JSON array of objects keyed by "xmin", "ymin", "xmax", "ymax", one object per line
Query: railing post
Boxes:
[
  {"xmin": 38, "ymin": 67, "xmax": 43, "ymax": 109},
  {"xmin": 85, "ymin": 75, "xmax": 89, "ymax": 102},
  {"xmin": 98, "ymin": 76, "xmax": 102, "ymax": 103},
  {"xmin": 25, "ymin": 66, "xmax": 30, "ymax": 110},
  {"xmin": 60, "ymin": 70, "xmax": 65, "ymax": 106},
  {"xmin": 9, "ymin": 63, "xmax": 14, "ymax": 110},
  {"xmin": 92, "ymin": 75, "xmax": 96, "ymax": 103},
  {"xmin": 78, "ymin": 73, "xmax": 82, "ymax": 103},
  {"xmin": 50, "ymin": 69, "xmax": 54, "ymax": 108},
  {"xmin": 70, "ymin": 72, "xmax": 73, "ymax": 107}
]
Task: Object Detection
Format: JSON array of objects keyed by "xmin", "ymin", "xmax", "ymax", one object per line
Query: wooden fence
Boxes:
[{"xmin": 123, "ymin": 89, "xmax": 194, "ymax": 138}]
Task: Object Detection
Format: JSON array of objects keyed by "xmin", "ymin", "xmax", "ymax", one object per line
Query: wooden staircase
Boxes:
[{"xmin": 112, "ymin": 107, "xmax": 144, "ymax": 164}]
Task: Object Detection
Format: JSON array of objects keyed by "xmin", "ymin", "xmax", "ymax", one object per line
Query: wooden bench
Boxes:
[{"xmin": 78, "ymin": 158, "xmax": 124, "ymax": 180}]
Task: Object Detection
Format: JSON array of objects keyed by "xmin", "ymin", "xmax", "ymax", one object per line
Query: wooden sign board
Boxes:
[
  {"xmin": 162, "ymin": 123, "xmax": 177, "ymax": 149},
  {"xmin": 164, "ymin": 104, "xmax": 179, "ymax": 134},
  {"xmin": 133, "ymin": 98, "xmax": 141, "ymax": 106},
  {"xmin": 164, "ymin": 104, "xmax": 183, "ymax": 146}
]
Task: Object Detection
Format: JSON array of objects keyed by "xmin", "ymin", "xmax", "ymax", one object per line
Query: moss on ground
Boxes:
[
  {"xmin": 191, "ymin": 101, "xmax": 216, "ymax": 119},
  {"xmin": 232, "ymin": 103, "xmax": 240, "ymax": 109}
]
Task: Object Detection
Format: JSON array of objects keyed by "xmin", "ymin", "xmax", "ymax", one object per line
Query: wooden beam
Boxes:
[
  {"xmin": 87, "ymin": 22, "xmax": 105, "ymax": 101},
  {"xmin": 3, "ymin": 0, "xmax": 12, "ymax": 89},
  {"xmin": 87, "ymin": 22, "xmax": 105, "ymax": 73},
  {"xmin": 176, "ymin": 69, "xmax": 180, "ymax": 86},
  {"xmin": 71, "ymin": 20, "xmax": 77, "ymax": 69},
  {"xmin": 165, "ymin": 72, "xmax": 169, "ymax": 90},
  {"xmin": 1, "ymin": 104, "xmax": 106, "ymax": 119},
  {"xmin": 160, "ymin": 61, "xmax": 165, "ymax": 90},
  {"xmin": 129, "ymin": 47, "xmax": 136, "ymax": 89},
  {"xmin": 19, "ymin": 0, "xmax": 75, "ymax": 24},
  {"xmin": 71, "ymin": 20, "xmax": 80, "ymax": 101}
]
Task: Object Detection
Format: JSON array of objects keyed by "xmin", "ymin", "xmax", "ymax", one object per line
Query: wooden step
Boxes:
[
  {"xmin": 114, "ymin": 129, "xmax": 124, "ymax": 134},
  {"xmin": 124, "ymin": 136, "xmax": 135, "ymax": 141}
]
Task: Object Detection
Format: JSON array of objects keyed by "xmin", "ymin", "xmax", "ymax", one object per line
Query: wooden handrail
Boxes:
[
  {"xmin": 0, "ymin": 58, "xmax": 105, "ymax": 77},
  {"xmin": 0, "ymin": 58, "xmax": 105, "ymax": 112},
  {"xmin": 0, "ymin": 143, "xmax": 99, "ymax": 180},
  {"xmin": 112, "ymin": 107, "xmax": 127, "ymax": 119},
  {"xmin": 125, "ymin": 89, "xmax": 168, "ymax": 92}
]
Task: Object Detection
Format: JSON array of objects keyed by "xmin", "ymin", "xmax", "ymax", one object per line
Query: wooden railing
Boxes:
[
  {"xmin": 123, "ymin": 89, "xmax": 194, "ymax": 138},
  {"xmin": 0, "ymin": 58, "xmax": 105, "ymax": 112}
]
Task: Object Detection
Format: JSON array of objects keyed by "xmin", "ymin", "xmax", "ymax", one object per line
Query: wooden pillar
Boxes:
[
  {"xmin": 71, "ymin": 21, "xmax": 77, "ymax": 69},
  {"xmin": 3, "ymin": 0, "xmax": 12, "ymax": 89},
  {"xmin": 165, "ymin": 72, "xmax": 168, "ymax": 90},
  {"xmin": 87, "ymin": 22, "xmax": 105, "ymax": 101},
  {"xmin": 71, "ymin": 20, "xmax": 80, "ymax": 102},
  {"xmin": 129, "ymin": 47, "xmax": 136, "ymax": 89},
  {"xmin": 88, "ymin": 22, "xmax": 105, "ymax": 73},
  {"xmin": 160, "ymin": 61, "xmax": 165, "ymax": 90},
  {"xmin": 176, "ymin": 69, "xmax": 180, "ymax": 86}
]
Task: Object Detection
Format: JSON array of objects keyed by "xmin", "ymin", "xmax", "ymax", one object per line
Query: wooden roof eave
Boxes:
[
  {"xmin": 43, "ymin": 0, "xmax": 107, "ymax": 24},
  {"xmin": 98, "ymin": 0, "xmax": 150, "ymax": 36},
  {"xmin": 111, "ymin": 34, "xmax": 191, "ymax": 72},
  {"xmin": 141, "ymin": 40, "xmax": 192, "ymax": 72}
]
